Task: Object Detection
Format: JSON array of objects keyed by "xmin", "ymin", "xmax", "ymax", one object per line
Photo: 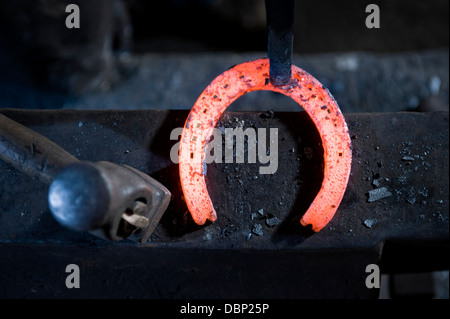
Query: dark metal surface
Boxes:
[
  {"xmin": 0, "ymin": 109, "xmax": 448, "ymax": 298},
  {"xmin": 48, "ymin": 162, "xmax": 111, "ymax": 231},
  {"xmin": 265, "ymin": 0, "xmax": 295, "ymax": 86}
]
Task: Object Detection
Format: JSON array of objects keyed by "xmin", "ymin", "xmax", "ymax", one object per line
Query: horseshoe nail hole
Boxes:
[
  {"xmin": 203, "ymin": 109, "xmax": 208, "ymax": 114},
  {"xmin": 190, "ymin": 152, "xmax": 194, "ymax": 159},
  {"xmin": 339, "ymin": 152, "xmax": 343, "ymax": 156}
]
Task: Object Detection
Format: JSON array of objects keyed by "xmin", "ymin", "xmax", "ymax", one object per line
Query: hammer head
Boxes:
[{"xmin": 48, "ymin": 161, "xmax": 171, "ymax": 242}]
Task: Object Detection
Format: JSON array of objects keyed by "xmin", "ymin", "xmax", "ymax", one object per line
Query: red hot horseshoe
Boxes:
[{"xmin": 179, "ymin": 58, "xmax": 352, "ymax": 232}]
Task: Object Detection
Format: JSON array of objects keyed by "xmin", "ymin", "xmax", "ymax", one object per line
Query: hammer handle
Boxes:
[{"xmin": 0, "ymin": 113, "xmax": 79, "ymax": 185}]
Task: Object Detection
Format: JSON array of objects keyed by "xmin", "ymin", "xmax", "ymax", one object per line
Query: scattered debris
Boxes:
[
  {"xmin": 417, "ymin": 186, "xmax": 428, "ymax": 197},
  {"xmin": 252, "ymin": 224, "xmax": 264, "ymax": 236},
  {"xmin": 78, "ymin": 121, "xmax": 83, "ymax": 128},
  {"xmin": 371, "ymin": 173, "xmax": 382, "ymax": 187},
  {"xmin": 363, "ymin": 218, "xmax": 377, "ymax": 228},
  {"xmin": 436, "ymin": 211, "xmax": 448, "ymax": 224},
  {"xmin": 405, "ymin": 190, "xmax": 416, "ymax": 204},
  {"xmin": 251, "ymin": 209, "xmax": 265, "ymax": 220},
  {"xmin": 372, "ymin": 178, "xmax": 381, "ymax": 188},
  {"xmin": 402, "ymin": 156, "xmax": 415, "ymax": 161},
  {"xmin": 367, "ymin": 187, "xmax": 392, "ymax": 202},
  {"xmin": 203, "ymin": 232, "xmax": 213, "ymax": 241},
  {"xmin": 220, "ymin": 226, "xmax": 233, "ymax": 236},
  {"xmin": 246, "ymin": 233, "xmax": 252, "ymax": 241},
  {"xmin": 397, "ymin": 175, "xmax": 407, "ymax": 184},
  {"xmin": 265, "ymin": 215, "xmax": 280, "ymax": 227}
]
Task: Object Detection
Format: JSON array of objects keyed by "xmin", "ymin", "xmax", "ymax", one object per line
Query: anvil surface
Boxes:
[{"xmin": 0, "ymin": 109, "xmax": 448, "ymax": 299}]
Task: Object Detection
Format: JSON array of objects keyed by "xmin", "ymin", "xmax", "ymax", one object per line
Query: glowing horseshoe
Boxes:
[{"xmin": 179, "ymin": 58, "xmax": 352, "ymax": 232}]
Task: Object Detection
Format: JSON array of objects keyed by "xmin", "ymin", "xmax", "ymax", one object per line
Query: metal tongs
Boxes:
[{"xmin": 265, "ymin": 0, "xmax": 296, "ymax": 86}]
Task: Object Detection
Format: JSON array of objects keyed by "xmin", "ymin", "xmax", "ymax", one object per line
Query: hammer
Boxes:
[{"xmin": 0, "ymin": 112, "xmax": 171, "ymax": 243}]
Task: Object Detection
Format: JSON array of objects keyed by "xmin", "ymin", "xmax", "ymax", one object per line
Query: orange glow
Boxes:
[{"xmin": 179, "ymin": 58, "xmax": 352, "ymax": 231}]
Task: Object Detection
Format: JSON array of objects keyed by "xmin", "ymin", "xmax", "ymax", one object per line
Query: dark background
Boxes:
[{"xmin": 0, "ymin": 0, "xmax": 448, "ymax": 109}]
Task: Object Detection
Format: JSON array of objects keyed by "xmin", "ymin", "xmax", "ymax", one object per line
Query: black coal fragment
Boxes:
[{"xmin": 367, "ymin": 187, "xmax": 392, "ymax": 202}]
